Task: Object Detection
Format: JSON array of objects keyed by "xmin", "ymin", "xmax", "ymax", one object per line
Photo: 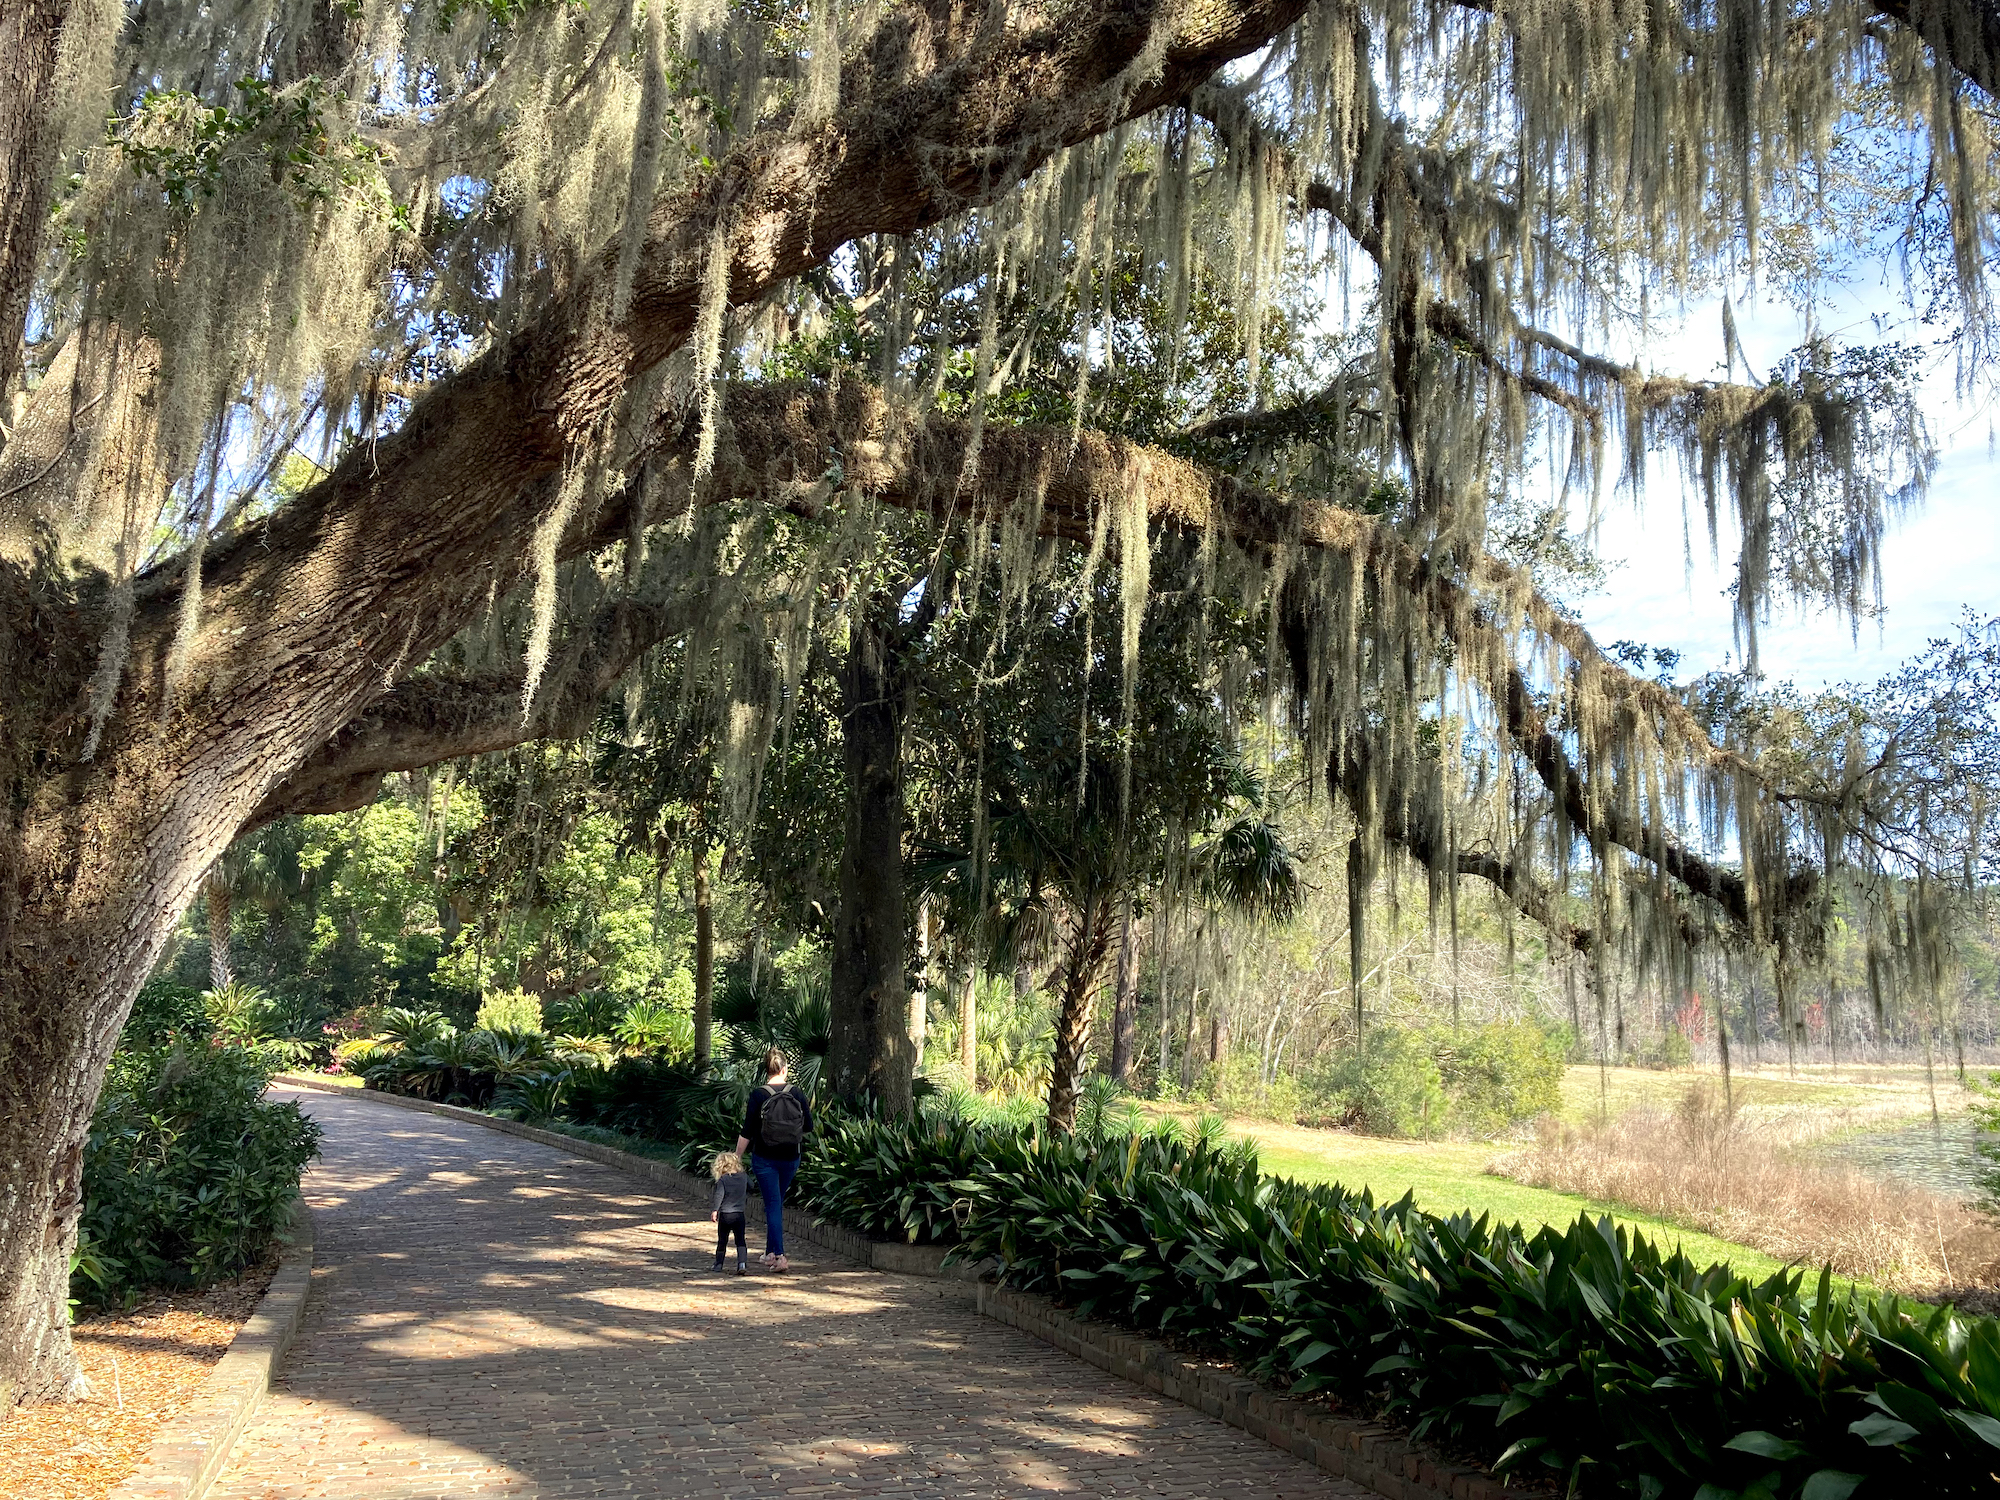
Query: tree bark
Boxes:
[
  {"xmin": 909, "ymin": 895, "xmax": 930, "ymax": 1054},
  {"xmin": 1109, "ymin": 895, "xmax": 1138, "ymax": 1083},
  {"xmin": 204, "ymin": 870, "xmax": 234, "ymax": 991},
  {"xmin": 1046, "ymin": 892, "xmax": 1117, "ymax": 1132},
  {"xmin": 692, "ymin": 839, "xmax": 713, "ymax": 1068},
  {"xmin": 827, "ymin": 608, "xmax": 914, "ymax": 1114},
  {"xmin": 958, "ymin": 959, "xmax": 978, "ymax": 1082},
  {"xmin": 0, "ymin": 0, "xmax": 72, "ymax": 404}
]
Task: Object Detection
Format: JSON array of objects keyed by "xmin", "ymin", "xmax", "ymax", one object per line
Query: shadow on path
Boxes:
[{"xmin": 210, "ymin": 1089, "xmax": 1366, "ymax": 1499}]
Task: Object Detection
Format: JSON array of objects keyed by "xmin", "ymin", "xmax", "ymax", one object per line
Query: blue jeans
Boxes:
[{"xmin": 750, "ymin": 1154, "xmax": 799, "ymax": 1255}]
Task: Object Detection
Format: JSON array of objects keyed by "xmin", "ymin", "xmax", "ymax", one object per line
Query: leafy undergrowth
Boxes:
[
  {"xmin": 1142, "ymin": 1102, "xmax": 1807, "ymax": 1282},
  {"xmin": 797, "ymin": 1110, "xmax": 2000, "ymax": 1500},
  {"xmin": 79, "ymin": 1042, "xmax": 320, "ymax": 1309}
]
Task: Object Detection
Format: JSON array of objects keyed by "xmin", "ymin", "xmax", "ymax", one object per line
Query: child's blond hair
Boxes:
[{"xmin": 711, "ymin": 1150, "xmax": 744, "ymax": 1179}]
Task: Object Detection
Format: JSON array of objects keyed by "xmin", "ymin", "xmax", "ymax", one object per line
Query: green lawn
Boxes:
[{"xmin": 1149, "ymin": 1107, "xmax": 1816, "ymax": 1283}]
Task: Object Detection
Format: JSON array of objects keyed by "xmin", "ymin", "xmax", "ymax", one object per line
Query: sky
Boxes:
[{"xmin": 1563, "ymin": 290, "xmax": 2000, "ymax": 693}]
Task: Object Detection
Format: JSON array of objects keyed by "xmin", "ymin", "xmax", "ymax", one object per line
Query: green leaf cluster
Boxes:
[
  {"xmin": 74, "ymin": 1038, "xmax": 321, "ymax": 1309},
  {"xmin": 1304, "ymin": 1019, "xmax": 1568, "ymax": 1137}
]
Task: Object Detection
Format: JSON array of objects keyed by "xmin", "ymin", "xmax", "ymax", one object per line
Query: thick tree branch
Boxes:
[
  {"xmin": 1330, "ymin": 733, "xmax": 1597, "ymax": 958},
  {"xmin": 1866, "ymin": 0, "xmax": 2000, "ymax": 99},
  {"xmin": 246, "ymin": 582, "xmax": 719, "ymax": 826},
  {"xmin": 676, "ymin": 380, "xmax": 1770, "ymax": 932}
]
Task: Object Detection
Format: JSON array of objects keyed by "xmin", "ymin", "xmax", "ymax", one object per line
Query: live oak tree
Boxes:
[{"xmin": 2, "ymin": 0, "xmax": 1996, "ymax": 1404}]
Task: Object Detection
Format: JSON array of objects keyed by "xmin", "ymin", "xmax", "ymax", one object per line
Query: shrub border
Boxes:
[
  {"xmin": 266, "ymin": 1077, "xmax": 1525, "ymax": 1500},
  {"xmin": 104, "ymin": 1195, "xmax": 316, "ymax": 1500}
]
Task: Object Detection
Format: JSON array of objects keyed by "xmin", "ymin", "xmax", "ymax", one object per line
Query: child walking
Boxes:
[{"xmin": 710, "ymin": 1151, "xmax": 750, "ymax": 1273}]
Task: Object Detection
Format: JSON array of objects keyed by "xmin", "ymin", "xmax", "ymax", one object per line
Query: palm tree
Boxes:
[
  {"xmin": 198, "ymin": 821, "xmax": 309, "ymax": 991},
  {"xmin": 924, "ymin": 735, "xmax": 1301, "ymax": 1131}
]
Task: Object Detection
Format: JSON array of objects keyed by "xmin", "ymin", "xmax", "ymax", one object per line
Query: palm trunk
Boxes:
[
  {"xmin": 1109, "ymin": 895, "xmax": 1138, "ymax": 1083},
  {"xmin": 827, "ymin": 608, "xmax": 914, "ymax": 1114},
  {"xmin": 1045, "ymin": 893, "xmax": 1117, "ymax": 1132},
  {"xmin": 692, "ymin": 840, "xmax": 713, "ymax": 1068},
  {"xmin": 205, "ymin": 869, "xmax": 234, "ymax": 990}
]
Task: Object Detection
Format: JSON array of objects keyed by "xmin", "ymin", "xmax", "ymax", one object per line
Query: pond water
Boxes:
[{"xmin": 1806, "ymin": 1116, "xmax": 1991, "ymax": 1200}]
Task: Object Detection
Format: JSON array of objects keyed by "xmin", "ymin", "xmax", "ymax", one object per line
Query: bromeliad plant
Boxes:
[{"xmin": 807, "ymin": 1108, "xmax": 2000, "ymax": 1499}]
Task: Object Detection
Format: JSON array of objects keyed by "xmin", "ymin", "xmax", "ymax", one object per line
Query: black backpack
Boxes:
[{"xmin": 759, "ymin": 1084, "xmax": 807, "ymax": 1152}]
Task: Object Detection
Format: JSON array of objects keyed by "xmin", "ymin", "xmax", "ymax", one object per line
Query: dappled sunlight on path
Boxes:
[{"xmin": 211, "ymin": 1090, "xmax": 1367, "ymax": 1499}]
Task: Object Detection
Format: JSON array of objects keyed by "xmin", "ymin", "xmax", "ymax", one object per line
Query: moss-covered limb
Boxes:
[
  {"xmin": 25, "ymin": 0, "xmax": 1309, "ymax": 662},
  {"xmin": 1813, "ymin": 0, "xmax": 2000, "ymax": 100},
  {"xmin": 688, "ymin": 379, "xmax": 1730, "ymax": 768},
  {"xmin": 661, "ymin": 379, "xmax": 1770, "ymax": 919},
  {"xmin": 245, "ymin": 580, "xmax": 721, "ymax": 828},
  {"xmin": 1435, "ymin": 0, "xmax": 2000, "ymax": 100},
  {"xmin": 1329, "ymin": 729, "xmax": 1600, "ymax": 959},
  {"xmin": 1200, "ymin": 77, "xmax": 1844, "ymax": 458}
]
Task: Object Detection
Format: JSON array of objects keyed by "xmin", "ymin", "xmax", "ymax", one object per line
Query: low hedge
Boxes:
[
  {"xmin": 77, "ymin": 1039, "xmax": 321, "ymax": 1307},
  {"xmin": 794, "ymin": 1111, "xmax": 2000, "ymax": 1500}
]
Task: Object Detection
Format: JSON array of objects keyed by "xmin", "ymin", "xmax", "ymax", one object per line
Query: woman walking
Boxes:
[{"xmin": 736, "ymin": 1049, "xmax": 812, "ymax": 1272}]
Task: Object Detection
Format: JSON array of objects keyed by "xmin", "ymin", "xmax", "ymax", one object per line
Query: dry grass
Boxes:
[
  {"xmin": 1558, "ymin": 1063, "xmax": 1976, "ymax": 1136},
  {"xmin": 0, "ymin": 1264, "xmax": 275, "ymax": 1500},
  {"xmin": 1499, "ymin": 1082, "xmax": 2000, "ymax": 1295}
]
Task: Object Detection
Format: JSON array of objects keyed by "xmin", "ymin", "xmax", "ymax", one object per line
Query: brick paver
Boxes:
[{"xmin": 212, "ymin": 1089, "xmax": 1369, "ymax": 1498}]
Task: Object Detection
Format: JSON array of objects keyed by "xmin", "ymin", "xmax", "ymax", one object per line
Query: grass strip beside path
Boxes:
[{"xmin": 1153, "ymin": 1107, "xmax": 1812, "ymax": 1284}]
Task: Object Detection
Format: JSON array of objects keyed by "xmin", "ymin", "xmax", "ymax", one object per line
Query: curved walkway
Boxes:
[{"xmin": 214, "ymin": 1089, "xmax": 1369, "ymax": 1499}]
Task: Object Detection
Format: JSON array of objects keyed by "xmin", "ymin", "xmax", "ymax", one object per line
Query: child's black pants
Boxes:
[{"xmin": 715, "ymin": 1211, "xmax": 747, "ymax": 1264}]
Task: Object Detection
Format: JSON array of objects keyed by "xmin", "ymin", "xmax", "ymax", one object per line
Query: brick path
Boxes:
[{"xmin": 212, "ymin": 1089, "xmax": 1370, "ymax": 1499}]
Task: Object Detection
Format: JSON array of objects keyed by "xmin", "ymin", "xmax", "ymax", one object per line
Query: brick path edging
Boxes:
[
  {"xmin": 105, "ymin": 1198, "xmax": 316, "ymax": 1500},
  {"xmin": 974, "ymin": 1283, "xmax": 1534, "ymax": 1500},
  {"xmin": 267, "ymin": 1076, "xmax": 1524, "ymax": 1500}
]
